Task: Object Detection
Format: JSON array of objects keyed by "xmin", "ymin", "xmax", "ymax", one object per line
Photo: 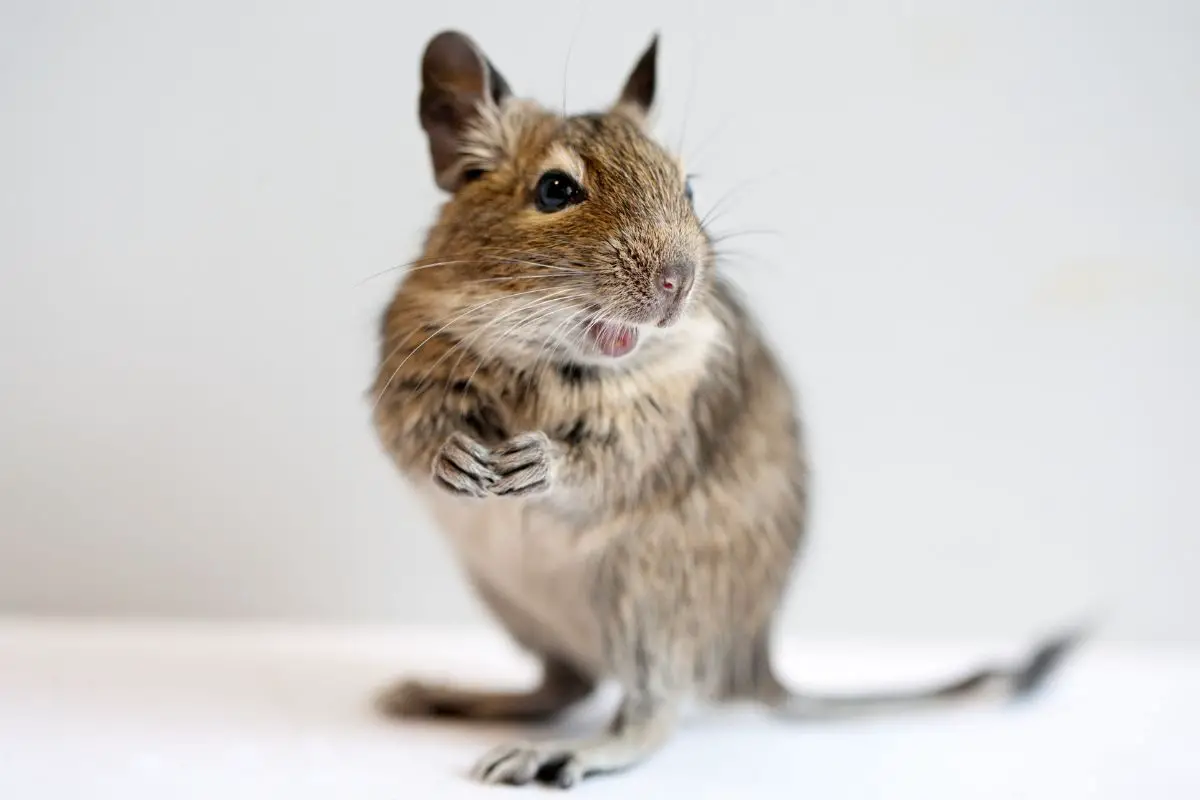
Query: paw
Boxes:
[
  {"xmin": 488, "ymin": 432, "xmax": 553, "ymax": 497},
  {"xmin": 432, "ymin": 432, "xmax": 498, "ymax": 498},
  {"xmin": 431, "ymin": 431, "xmax": 554, "ymax": 499},
  {"xmin": 470, "ymin": 741, "xmax": 585, "ymax": 789}
]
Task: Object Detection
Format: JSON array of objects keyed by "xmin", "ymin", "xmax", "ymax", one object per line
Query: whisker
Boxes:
[
  {"xmin": 499, "ymin": 298, "xmax": 588, "ymax": 386},
  {"xmin": 530, "ymin": 307, "xmax": 583, "ymax": 372},
  {"xmin": 469, "ymin": 246, "xmax": 593, "ymax": 271},
  {"xmin": 463, "ymin": 273, "xmax": 585, "ymax": 285},
  {"xmin": 372, "ymin": 286, "xmax": 565, "ymax": 411},
  {"xmin": 485, "ymin": 296, "xmax": 585, "ymax": 367},
  {"xmin": 542, "ymin": 307, "xmax": 599, "ymax": 375},
  {"xmin": 683, "ymin": 112, "xmax": 734, "ymax": 172},
  {"xmin": 708, "ymin": 228, "xmax": 784, "ymax": 244},
  {"xmin": 466, "ymin": 246, "xmax": 600, "ymax": 274},
  {"xmin": 561, "ymin": 0, "xmax": 588, "ymax": 119},
  {"xmin": 355, "ymin": 248, "xmax": 590, "ymax": 287},
  {"xmin": 416, "ymin": 296, "xmax": 578, "ymax": 413},
  {"xmin": 713, "ymin": 250, "xmax": 781, "ymax": 274},
  {"xmin": 417, "ymin": 289, "xmax": 581, "ymax": 399},
  {"xmin": 459, "ymin": 295, "xmax": 590, "ymax": 397},
  {"xmin": 375, "ymin": 285, "xmax": 564, "ymax": 386},
  {"xmin": 676, "ymin": 6, "xmax": 708, "ymax": 157},
  {"xmin": 378, "ymin": 257, "xmax": 583, "ymax": 283},
  {"xmin": 531, "ymin": 303, "xmax": 595, "ymax": 376},
  {"xmin": 698, "ymin": 173, "xmax": 775, "ymax": 230},
  {"xmin": 468, "ymin": 246, "xmax": 600, "ymax": 273},
  {"xmin": 356, "ymin": 258, "xmax": 476, "ymax": 287}
]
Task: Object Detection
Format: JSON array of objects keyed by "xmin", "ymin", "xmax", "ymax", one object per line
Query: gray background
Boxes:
[{"xmin": 2, "ymin": 0, "xmax": 1196, "ymax": 642}]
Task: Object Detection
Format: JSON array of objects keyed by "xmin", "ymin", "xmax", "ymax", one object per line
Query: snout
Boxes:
[{"xmin": 654, "ymin": 260, "xmax": 695, "ymax": 327}]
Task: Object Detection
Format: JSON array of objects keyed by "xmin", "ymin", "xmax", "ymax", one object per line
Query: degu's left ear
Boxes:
[{"xmin": 613, "ymin": 34, "xmax": 659, "ymax": 119}]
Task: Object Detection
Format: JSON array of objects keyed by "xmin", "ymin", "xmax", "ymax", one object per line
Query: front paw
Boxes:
[
  {"xmin": 488, "ymin": 432, "xmax": 553, "ymax": 497},
  {"xmin": 432, "ymin": 432, "xmax": 498, "ymax": 498},
  {"xmin": 431, "ymin": 431, "xmax": 554, "ymax": 499}
]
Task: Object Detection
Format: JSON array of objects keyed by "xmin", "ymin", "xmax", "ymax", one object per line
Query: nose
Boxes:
[{"xmin": 656, "ymin": 260, "xmax": 695, "ymax": 326}]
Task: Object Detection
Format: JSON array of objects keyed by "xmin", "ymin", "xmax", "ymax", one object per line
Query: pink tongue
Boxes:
[{"xmin": 588, "ymin": 322, "xmax": 639, "ymax": 357}]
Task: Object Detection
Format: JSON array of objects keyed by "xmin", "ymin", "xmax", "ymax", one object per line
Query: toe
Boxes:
[
  {"xmin": 471, "ymin": 743, "xmax": 549, "ymax": 786},
  {"xmin": 472, "ymin": 743, "xmax": 521, "ymax": 784},
  {"xmin": 505, "ymin": 750, "xmax": 542, "ymax": 785},
  {"xmin": 538, "ymin": 755, "xmax": 583, "ymax": 789},
  {"xmin": 556, "ymin": 758, "xmax": 584, "ymax": 788}
]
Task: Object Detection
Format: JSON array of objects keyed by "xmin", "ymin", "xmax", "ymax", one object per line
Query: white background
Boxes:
[{"xmin": 1, "ymin": 0, "xmax": 1197, "ymax": 643}]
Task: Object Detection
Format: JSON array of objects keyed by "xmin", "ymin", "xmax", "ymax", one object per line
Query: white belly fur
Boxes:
[{"xmin": 419, "ymin": 486, "xmax": 605, "ymax": 673}]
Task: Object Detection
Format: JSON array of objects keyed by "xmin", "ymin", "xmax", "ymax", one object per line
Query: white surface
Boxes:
[
  {"xmin": 1, "ymin": 620, "xmax": 1198, "ymax": 799},
  {"xmin": 1, "ymin": 1, "xmax": 1199, "ymax": 641}
]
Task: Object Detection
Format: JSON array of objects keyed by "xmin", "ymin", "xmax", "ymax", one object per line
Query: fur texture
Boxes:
[{"xmin": 371, "ymin": 30, "xmax": 1078, "ymax": 789}]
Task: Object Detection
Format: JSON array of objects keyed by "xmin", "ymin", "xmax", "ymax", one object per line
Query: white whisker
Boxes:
[
  {"xmin": 372, "ymin": 287, "xmax": 565, "ymax": 412},
  {"xmin": 460, "ymin": 295, "xmax": 590, "ymax": 398},
  {"xmin": 413, "ymin": 289, "xmax": 580, "ymax": 400},
  {"xmin": 355, "ymin": 248, "xmax": 590, "ymax": 287}
]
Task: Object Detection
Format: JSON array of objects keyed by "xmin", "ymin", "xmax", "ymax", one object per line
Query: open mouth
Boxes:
[{"xmin": 586, "ymin": 321, "xmax": 639, "ymax": 358}]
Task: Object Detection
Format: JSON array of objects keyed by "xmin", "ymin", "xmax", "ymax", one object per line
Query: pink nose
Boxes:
[
  {"xmin": 659, "ymin": 261, "xmax": 694, "ymax": 297},
  {"xmin": 656, "ymin": 260, "xmax": 695, "ymax": 325}
]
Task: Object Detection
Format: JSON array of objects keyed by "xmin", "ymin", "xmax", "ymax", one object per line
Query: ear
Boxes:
[
  {"xmin": 614, "ymin": 34, "xmax": 658, "ymax": 118},
  {"xmin": 418, "ymin": 31, "xmax": 512, "ymax": 192}
]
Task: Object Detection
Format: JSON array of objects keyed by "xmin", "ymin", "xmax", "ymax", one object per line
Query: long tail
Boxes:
[{"xmin": 764, "ymin": 628, "xmax": 1083, "ymax": 722}]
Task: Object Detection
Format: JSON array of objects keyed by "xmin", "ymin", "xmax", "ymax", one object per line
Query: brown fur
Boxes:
[{"xmin": 370, "ymin": 30, "xmax": 1079, "ymax": 789}]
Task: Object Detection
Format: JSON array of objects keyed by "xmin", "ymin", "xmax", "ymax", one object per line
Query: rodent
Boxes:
[{"xmin": 370, "ymin": 30, "xmax": 1080, "ymax": 789}]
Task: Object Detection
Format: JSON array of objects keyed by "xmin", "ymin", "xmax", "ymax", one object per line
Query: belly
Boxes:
[{"xmin": 418, "ymin": 487, "xmax": 605, "ymax": 673}]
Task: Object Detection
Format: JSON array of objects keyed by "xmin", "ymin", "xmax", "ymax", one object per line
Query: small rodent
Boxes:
[{"xmin": 371, "ymin": 30, "xmax": 1079, "ymax": 789}]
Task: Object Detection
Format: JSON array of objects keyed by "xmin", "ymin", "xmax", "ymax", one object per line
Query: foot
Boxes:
[
  {"xmin": 468, "ymin": 696, "xmax": 678, "ymax": 788},
  {"xmin": 470, "ymin": 739, "xmax": 590, "ymax": 788}
]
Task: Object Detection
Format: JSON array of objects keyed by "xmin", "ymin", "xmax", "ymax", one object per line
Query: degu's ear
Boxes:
[
  {"xmin": 613, "ymin": 34, "xmax": 658, "ymax": 120},
  {"xmin": 418, "ymin": 31, "xmax": 512, "ymax": 192}
]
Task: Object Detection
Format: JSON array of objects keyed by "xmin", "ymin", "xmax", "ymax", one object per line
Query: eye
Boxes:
[
  {"xmin": 684, "ymin": 177, "xmax": 695, "ymax": 207},
  {"xmin": 534, "ymin": 170, "xmax": 583, "ymax": 213}
]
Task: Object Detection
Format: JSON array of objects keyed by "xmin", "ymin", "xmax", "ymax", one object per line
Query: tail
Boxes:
[{"xmin": 767, "ymin": 627, "xmax": 1085, "ymax": 722}]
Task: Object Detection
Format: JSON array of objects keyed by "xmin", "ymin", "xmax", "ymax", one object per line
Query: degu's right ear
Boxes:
[{"xmin": 418, "ymin": 31, "xmax": 512, "ymax": 192}]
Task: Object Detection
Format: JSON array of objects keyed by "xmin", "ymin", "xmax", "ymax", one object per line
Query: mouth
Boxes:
[{"xmin": 586, "ymin": 320, "xmax": 640, "ymax": 358}]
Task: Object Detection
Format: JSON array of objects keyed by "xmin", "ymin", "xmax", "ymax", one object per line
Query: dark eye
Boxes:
[
  {"xmin": 684, "ymin": 178, "xmax": 695, "ymax": 207},
  {"xmin": 534, "ymin": 170, "xmax": 582, "ymax": 212}
]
